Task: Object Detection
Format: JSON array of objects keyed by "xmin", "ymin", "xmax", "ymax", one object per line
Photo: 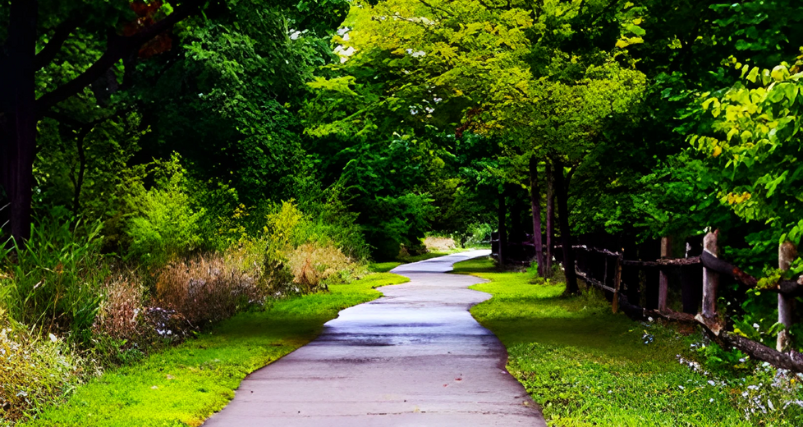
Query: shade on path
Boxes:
[{"xmin": 203, "ymin": 250, "xmax": 546, "ymax": 426}]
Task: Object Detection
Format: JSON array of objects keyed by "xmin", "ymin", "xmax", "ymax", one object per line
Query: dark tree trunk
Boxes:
[
  {"xmin": 509, "ymin": 184, "xmax": 521, "ymax": 248},
  {"xmin": 545, "ymin": 161, "xmax": 555, "ymax": 277},
  {"xmin": 0, "ymin": 1, "xmax": 201, "ymax": 242},
  {"xmin": 72, "ymin": 127, "xmax": 91, "ymax": 217},
  {"xmin": 553, "ymin": 158, "xmax": 578, "ymax": 294},
  {"xmin": 0, "ymin": 0, "xmax": 38, "ymax": 242},
  {"xmin": 497, "ymin": 187, "xmax": 507, "ymax": 265},
  {"xmin": 529, "ymin": 155, "xmax": 544, "ymax": 276}
]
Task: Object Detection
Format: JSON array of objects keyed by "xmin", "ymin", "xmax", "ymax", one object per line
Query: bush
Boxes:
[
  {"xmin": 463, "ymin": 222, "xmax": 492, "ymax": 247},
  {"xmin": 0, "ymin": 314, "xmax": 85, "ymax": 423},
  {"xmin": 92, "ymin": 276, "xmax": 148, "ymax": 344},
  {"xmin": 126, "ymin": 155, "xmax": 204, "ymax": 267},
  {"xmin": 363, "ymin": 193, "xmax": 435, "ymax": 260},
  {"xmin": 287, "ymin": 243, "xmax": 361, "ymax": 292},
  {"xmin": 154, "ymin": 252, "xmax": 262, "ymax": 330}
]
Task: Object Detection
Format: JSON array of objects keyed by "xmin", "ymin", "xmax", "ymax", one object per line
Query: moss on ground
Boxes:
[
  {"xmin": 456, "ymin": 257, "xmax": 801, "ymax": 427},
  {"xmin": 21, "ymin": 273, "xmax": 408, "ymax": 427}
]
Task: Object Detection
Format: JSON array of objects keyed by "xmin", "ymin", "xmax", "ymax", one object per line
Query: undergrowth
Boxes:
[
  {"xmin": 16, "ymin": 273, "xmax": 407, "ymax": 427},
  {"xmin": 456, "ymin": 257, "xmax": 803, "ymax": 427}
]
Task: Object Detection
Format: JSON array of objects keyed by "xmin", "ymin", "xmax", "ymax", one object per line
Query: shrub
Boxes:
[
  {"xmin": 287, "ymin": 243, "xmax": 359, "ymax": 292},
  {"xmin": 126, "ymin": 154, "xmax": 204, "ymax": 267},
  {"xmin": 423, "ymin": 235, "xmax": 456, "ymax": 251},
  {"xmin": 92, "ymin": 276, "xmax": 148, "ymax": 343},
  {"xmin": 154, "ymin": 252, "xmax": 262, "ymax": 330},
  {"xmin": 363, "ymin": 193, "xmax": 435, "ymax": 260},
  {"xmin": 0, "ymin": 314, "xmax": 85, "ymax": 423}
]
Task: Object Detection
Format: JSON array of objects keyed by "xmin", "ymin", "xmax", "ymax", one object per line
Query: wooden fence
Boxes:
[{"xmin": 559, "ymin": 230, "xmax": 803, "ymax": 373}]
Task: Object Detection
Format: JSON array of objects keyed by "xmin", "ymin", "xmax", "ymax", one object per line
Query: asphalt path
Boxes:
[{"xmin": 204, "ymin": 249, "xmax": 546, "ymax": 426}]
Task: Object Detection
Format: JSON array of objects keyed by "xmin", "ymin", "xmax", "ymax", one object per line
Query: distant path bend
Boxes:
[{"xmin": 204, "ymin": 250, "xmax": 546, "ymax": 426}]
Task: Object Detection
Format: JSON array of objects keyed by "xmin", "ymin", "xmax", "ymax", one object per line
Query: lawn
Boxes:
[
  {"xmin": 455, "ymin": 257, "xmax": 801, "ymax": 427},
  {"xmin": 21, "ymin": 273, "xmax": 408, "ymax": 427}
]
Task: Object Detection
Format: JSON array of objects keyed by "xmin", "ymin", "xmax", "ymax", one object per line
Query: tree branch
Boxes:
[
  {"xmin": 35, "ymin": 1, "xmax": 202, "ymax": 117},
  {"xmin": 416, "ymin": 0, "xmax": 455, "ymax": 18},
  {"xmin": 34, "ymin": 19, "xmax": 77, "ymax": 71},
  {"xmin": 589, "ymin": 0, "xmax": 620, "ymax": 26}
]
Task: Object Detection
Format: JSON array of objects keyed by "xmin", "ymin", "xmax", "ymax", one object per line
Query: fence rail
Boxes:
[{"xmin": 562, "ymin": 231, "xmax": 803, "ymax": 373}]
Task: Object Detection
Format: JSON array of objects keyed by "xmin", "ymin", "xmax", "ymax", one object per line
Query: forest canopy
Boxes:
[{"xmin": 2, "ymin": 0, "xmax": 803, "ymax": 423}]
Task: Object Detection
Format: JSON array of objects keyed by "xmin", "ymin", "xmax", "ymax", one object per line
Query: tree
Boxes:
[{"xmin": 0, "ymin": 0, "xmax": 207, "ymax": 241}]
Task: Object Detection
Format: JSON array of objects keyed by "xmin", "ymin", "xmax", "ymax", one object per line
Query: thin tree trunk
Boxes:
[
  {"xmin": 529, "ymin": 155, "xmax": 544, "ymax": 276},
  {"xmin": 497, "ymin": 187, "xmax": 507, "ymax": 266},
  {"xmin": 545, "ymin": 161, "xmax": 555, "ymax": 277},
  {"xmin": 553, "ymin": 158, "xmax": 578, "ymax": 294},
  {"xmin": 0, "ymin": 0, "xmax": 38, "ymax": 242},
  {"xmin": 72, "ymin": 127, "xmax": 90, "ymax": 217}
]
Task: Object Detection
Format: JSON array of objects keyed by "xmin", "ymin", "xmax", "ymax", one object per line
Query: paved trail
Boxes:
[{"xmin": 204, "ymin": 250, "xmax": 546, "ymax": 426}]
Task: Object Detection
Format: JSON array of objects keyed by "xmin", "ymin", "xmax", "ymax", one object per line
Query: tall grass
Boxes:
[{"xmin": 0, "ymin": 214, "xmax": 108, "ymax": 343}]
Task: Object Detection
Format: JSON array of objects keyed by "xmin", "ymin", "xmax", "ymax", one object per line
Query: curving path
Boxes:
[{"xmin": 204, "ymin": 250, "xmax": 546, "ymax": 426}]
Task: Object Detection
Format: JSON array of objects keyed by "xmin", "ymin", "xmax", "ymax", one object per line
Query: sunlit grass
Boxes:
[
  {"xmin": 457, "ymin": 257, "xmax": 800, "ymax": 427},
  {"xmin": 20, "ymin": 273, "xmax": 408, "ymax": 427}
]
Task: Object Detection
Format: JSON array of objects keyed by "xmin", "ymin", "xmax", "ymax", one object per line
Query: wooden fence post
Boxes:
[
  {"xmin": 658, "ymin": 236, "xmax": 672, "ymax": 312},
  {"xmin": 612, "ymin": 254, "xmax": 622, "ymax": 314},
  {"xmin": 702, "ymin": 230, "xmax": 719, "ymax": 318},
  {"xmin": 778, "ymin": 241, "xmax": 797, "ymax": 352}
]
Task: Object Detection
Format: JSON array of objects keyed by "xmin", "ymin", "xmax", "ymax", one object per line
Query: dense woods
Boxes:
[{"xmin": 2, "ymin": 0, "xmax": 803, "ymax": 424}]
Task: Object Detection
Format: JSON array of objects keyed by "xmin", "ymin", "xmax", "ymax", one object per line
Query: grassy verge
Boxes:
[
  {"xmin": 455, "ymin": 257, "xmax": 801, "ymax": 427},
  {"xmin": 368, "ymin": 247, "xmax": 488, "ymax": 273},
  {"xmin": 20, "ymin": 273, "xmax": 408, "ymax": 427}
]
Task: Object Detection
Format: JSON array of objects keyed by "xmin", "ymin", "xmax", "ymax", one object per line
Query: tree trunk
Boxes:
[
  {"xmin": 553, "ymin": 158, "xmax": 578, "ymax": 294},
  {"xmin": 545, "ymin": 161, "xmax": 555, "ymax": 277},
  {"xmin": 497, "ymin": 188, "xmax": 507, "ymax": 266},
  {"xmin": 72, "ymin": 127, "xmax": 90, "ymax": 217},
  {"xmin": 529, "ymin": 155, "xmax": 544, "ymax": 276},
  {"xmin": 0, "ymin": 0, "xmax": 38, "ymax": 242}
]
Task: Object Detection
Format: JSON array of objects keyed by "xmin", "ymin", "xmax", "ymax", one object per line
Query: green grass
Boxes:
[
  {"xmin": 20, "ymin": 273, "xmax": 408, "ymax": 427},
  {"xmin": 456, "ymin": 257, "xmax": 801, "ymax": 427},
  {"xmin": 367, "ymin": 261, "xmax": 402, "ymax": 273}
]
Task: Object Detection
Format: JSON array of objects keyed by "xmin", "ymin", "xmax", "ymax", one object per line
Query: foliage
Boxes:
[
  {"xmin": 126, "ymin": 155, "xmax": 204, "ymax": 267},
  {"xmin": 0, "ymin": 314, "xmax": 86, "ymax": 424},
  {"xmin": 154, "ymin": 253, "xmax": 263, "ymax": 330},
  {"xmin": 287, "ymin": 243, "xmax": 361, "ymax": 292},
  {"xmin": 17, "ymin": 273, "xmax": 408, "ymax": 427},
  {"xmin": 691, "ymin": 54, "xmax": 803, "ymax": 253},
  {"xmin": 0, "ymin": 211, "xmax": 107, "ymax": 344}
]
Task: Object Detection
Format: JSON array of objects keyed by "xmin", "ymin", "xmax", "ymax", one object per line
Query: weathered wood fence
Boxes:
[{"xmin": 560, "ymin": 230, "xmax": 803, "ymax": 373}]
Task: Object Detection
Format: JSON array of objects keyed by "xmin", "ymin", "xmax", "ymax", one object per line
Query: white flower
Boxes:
[
  {"xmin": 49, "ymin": 333, "xmax": 57, "ymax": 343},
  {"xmin": 709, "ymin": 398, "xmax": 715, "ymax": 403},
  {"xmin": 678, "ymin": 385, "xmax": 685, "ymax": 390},
  {"xmin": 708, "ymin": 380, "xmax": 716, "ymax": 386},
  {"xmin": 753, "ymin": 323, "xmax": 760, "ymax": 330}
]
